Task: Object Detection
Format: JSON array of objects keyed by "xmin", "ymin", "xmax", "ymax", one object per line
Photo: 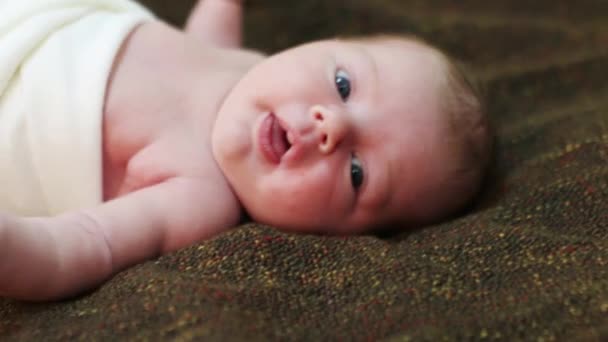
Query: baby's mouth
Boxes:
[{"xmin": 260, "ymin": 113, "xmax": 292, "ymax": 164}]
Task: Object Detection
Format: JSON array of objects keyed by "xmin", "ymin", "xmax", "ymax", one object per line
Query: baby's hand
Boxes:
[{"xmin": 185, "ymin": 0, "xmax": 243, "ymax": 48}]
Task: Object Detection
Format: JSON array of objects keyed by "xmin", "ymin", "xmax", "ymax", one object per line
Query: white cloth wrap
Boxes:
[{"xmin": 0, "ymin": 0, "xmax": 153, "ymax": 215}]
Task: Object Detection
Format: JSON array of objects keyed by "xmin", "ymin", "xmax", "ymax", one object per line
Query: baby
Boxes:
[{"xmin": 0, "ymin": 0, "xmax": 491, "ymax": 300}]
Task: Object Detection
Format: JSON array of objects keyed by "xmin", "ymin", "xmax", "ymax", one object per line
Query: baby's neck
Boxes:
[{"xmin": 102, "ymin": 21, "xmax": 263, "ymax": 198}]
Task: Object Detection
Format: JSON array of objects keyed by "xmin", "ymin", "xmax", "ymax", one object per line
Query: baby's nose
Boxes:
[{"xmin": 309, "ymin": 105, "xmax": 349, "ymax": 154}]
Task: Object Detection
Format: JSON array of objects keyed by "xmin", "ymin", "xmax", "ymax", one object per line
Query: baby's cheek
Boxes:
[{"xmin": 277, "ymin": 183, "xmax": 324, "ymax": 214}]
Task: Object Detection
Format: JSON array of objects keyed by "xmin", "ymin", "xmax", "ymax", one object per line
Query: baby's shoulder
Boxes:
[{"xmin": 104, "ymin": 128, "xmax": 227, "ymax": 199}]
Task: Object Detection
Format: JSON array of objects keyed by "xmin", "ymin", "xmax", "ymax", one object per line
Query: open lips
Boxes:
[{"xmin": 259, "ymin": 113, "xmax": 294, "ymax": 164}]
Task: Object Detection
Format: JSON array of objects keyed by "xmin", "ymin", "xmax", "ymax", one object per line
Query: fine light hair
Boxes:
[
  {"xmin": 434, "ymin": 45, "xmax": 493, "ymax": 221},
  {"xmin": 341, "ymin": 33, "xmax": 493, "ymax": 225}
]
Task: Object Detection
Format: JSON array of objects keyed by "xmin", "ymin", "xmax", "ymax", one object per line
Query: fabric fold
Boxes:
[{"xmin": 0, "ymin": 0, "xmax": 154, "ymax": 215}]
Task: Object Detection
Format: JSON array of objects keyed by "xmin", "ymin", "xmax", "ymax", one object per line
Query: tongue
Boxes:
[{"xmin": 271, "ymin": 116, "xmax": 288, "ymax": 159}]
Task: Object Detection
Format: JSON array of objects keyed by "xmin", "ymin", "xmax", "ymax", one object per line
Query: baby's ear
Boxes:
[{"xmin": 185, "ymin": 0, "xmax": 243, "ymax": 48}]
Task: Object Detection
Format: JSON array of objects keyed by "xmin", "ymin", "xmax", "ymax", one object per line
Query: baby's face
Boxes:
[{"xmin": 212, "ymin": 38, "xmax": 451, "ymax": 234}]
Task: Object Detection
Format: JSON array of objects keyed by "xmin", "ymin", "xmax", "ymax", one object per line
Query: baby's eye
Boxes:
[
  {"xmin": 335, "ymin": 69, "xmax": 351, "ymax": 101},
  {"xmin": 350, "ymin": 153, "xmax": 364, "ymax": 190}
]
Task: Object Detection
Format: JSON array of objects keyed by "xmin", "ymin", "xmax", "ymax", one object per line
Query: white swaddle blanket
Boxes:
[{"xmin": 0, "ymin": 0, "xmax": 153, "ymax": 216}]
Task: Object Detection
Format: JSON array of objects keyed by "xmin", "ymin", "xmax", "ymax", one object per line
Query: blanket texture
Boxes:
[{"xmin": 1, "ymin": 0, "xmax": 607, "ymax": 340}]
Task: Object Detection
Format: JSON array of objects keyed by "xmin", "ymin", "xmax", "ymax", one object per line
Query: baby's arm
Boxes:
[
  {"xmin": 0, "ymin": 178, "xmax": 239, "ymax": 301},
  {"xmin": 185, "ymin": 0, "xmax": 243, "ymax": 48}
]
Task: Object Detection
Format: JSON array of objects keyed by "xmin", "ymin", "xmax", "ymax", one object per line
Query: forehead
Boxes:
[
  {"xmin": 344, "ymin": 39, "xmax": 449, "ymax": 227},
  {"xmin": 319, "ymin": 39, "xmax": 447, "ymax": 134},
  {"xmin": 357, "ymin": 39, "xmax": 446, "ymax": 107}
]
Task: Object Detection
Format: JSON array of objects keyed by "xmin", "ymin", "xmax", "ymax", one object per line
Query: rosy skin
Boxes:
[
  {"xmin": 213, "ymin": 38, "xmax": 451, "ymax": 233},
  {"xmin": 185, "ymin": 0, "xmax": 242, "ymax": 48},
  {"xmin": 0, "ymin": 0, "xmax": 452, "ymax": 301},
  {"xmin": 1, "ymin": 0, "xmax": 252, "ymax": 301}
]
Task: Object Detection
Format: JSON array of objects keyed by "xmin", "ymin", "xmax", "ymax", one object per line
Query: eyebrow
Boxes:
[
  {"xmin": 351, "ymin": 46, "xmax": 389, "ymax": 212},
  {"xmin": 381, "ymin": 157, "xmax": 394, "ymax": 210},
  {"xmin": 357, "ymin": 47, "xmax": 379, "ymax": 100},
  {"xmin": 362, "ymin": 152, "xmax": 393, "ymax": 214}
]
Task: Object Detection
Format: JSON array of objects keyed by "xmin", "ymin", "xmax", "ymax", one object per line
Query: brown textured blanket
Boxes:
[{"xmin": 1, "ymin": 0, "xmax": 607, "ymax": 340}]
